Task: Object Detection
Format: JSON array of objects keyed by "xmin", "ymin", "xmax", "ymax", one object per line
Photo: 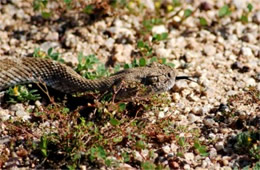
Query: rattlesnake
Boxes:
[{"xmin": 0, "ymin": 57, "xmax": 177, "ymax": 97}]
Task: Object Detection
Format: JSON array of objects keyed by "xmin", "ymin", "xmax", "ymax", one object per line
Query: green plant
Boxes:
[
  {"xmin": 240, "ymin": 3, "xmax": 253, "ymax": 23},
  {"xmin": 141, "ymin": 161, "xmax": 156, "ymax": 170},
  {"xmin": 33, "ymin": 47, "xmax": 64, "ymax": 63},
  {"xmin": 219, "ymin": 5, "xmax": 231, "ymax": 17},
  {"xmin": 142, "ymin": 18, "xmax": 163, "ymax": 33},
  {"xmin": 152, "ymin": 32, "xmax": 168, "ymax": 42},
  {"xmin": 7, "ymin": 85, "xmax": 41, "ymax": 103},
  {"xmin": 40, "ymin": 135, "xmax": 48, "ymax": 157},
  {"xmin": 137, "ymin": 40, "xmax": 153, "ymax": 56},
  {"xmin": 194, "ymin": 141, "xmax": 209, "ymax": 157},
  {"xmin": 235, "ymin": 131, "xmax": 260, "ymax": 159},
  {"xmin": 76, "ymin": 53, "xmax": 109, "ymax": 79},
  {"xmin": 199, "ymin": 17, "xmax": 208, "ymax": 26}
]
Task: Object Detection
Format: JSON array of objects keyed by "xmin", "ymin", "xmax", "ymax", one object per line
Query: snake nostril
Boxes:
[{"xmin": 168, "ymin": 73, "xmax": 171, "ymax": 77}]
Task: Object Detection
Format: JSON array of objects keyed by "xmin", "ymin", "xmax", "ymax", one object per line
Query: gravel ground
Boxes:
[{"xmin": 0, "ymin": 0, "xmax": 259, "ymax": 169}]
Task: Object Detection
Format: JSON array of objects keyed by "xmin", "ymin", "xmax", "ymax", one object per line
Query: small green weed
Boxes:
[
  {"xmin": 33, "ymin": 47, "xmax": 64, "ymax": 63},
  {"xmin": 194, "ymin": 140, "xmax": 209, "ymax": 157},
  {"xmin": 76, "ymin": 53, "xmax": 109, "ymax": 79},
  {"xmin": 240, "ymin": 3, "xmax": 254, "ymax": 23},
  {"xmin": 235, "ymin": 131, "xmax": 260, "ymax": 160},
  {"xmin": 6, "ymin": 85, "xmax": 41, "ymax": 104},
  {"xmin": 219, "ymin": 5, "xmax": 231, "ymax": 17},
  {"xmin": 152, "ymin": 32, "xmax": 168, "ymax": 42},
  {"xmin": 141, "ymin": 161, "xmax": 156, "ymax": 170}
]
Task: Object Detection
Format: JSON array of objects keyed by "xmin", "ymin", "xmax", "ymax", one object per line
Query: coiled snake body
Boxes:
[{"xmin": 0, "ymin": 57, "xmax": 177, "ymax": 96}]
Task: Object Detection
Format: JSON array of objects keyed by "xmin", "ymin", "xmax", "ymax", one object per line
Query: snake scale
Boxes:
[{"xmin": 0, "ymin": 57, "xmax": 177, "ymax": 96}]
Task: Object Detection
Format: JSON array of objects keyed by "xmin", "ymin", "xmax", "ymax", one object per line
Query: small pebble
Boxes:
[{"xmin": 215, "ymin": 141, "xmax": 224, "ymax": 151}]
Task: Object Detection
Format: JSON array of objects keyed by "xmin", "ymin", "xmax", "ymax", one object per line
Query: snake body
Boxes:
[{"xmin": 0, "ymin": 57, "xmax": 176, "ymax": 94}]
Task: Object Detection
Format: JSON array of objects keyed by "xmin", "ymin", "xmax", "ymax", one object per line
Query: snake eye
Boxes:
[{"xmin": 168, "ymin": 73, "xmax": 171, "ymax": 77}]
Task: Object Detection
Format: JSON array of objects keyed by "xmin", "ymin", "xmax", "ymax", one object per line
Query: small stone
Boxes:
[
  {"xmin": 241, "ymin": 47, "xmax": 253, "ymax": 57},
  {"xmin": 199, "ymin": 2, "xmax": 212, "ymax": 11},
  {"xmin": 257, "ymin": 83, "xmax": 260, "ymax": 92},
  {"xmin": 203, "ymin": 45, "xmax": 216, "ymax": 56},
  {"xmin": 209, "ymin": 148, "xmax": 217, "ymax": 159},
  {"xmin": 203, "ymin": 118, "xmax": 216, "ymax": 127},
  {"xmin": 45, "ymin": 31, "xmax": 59, "ymax": 41},
  {"xmin": 244, "ymin": 77, "xmax": 256, "ymax": 86},
  {"xmin": 174, "ymin": 81, "xmax": 188, "ymax": 92},
  {"xmin": 104, "ymin": 38, "xmax": 115, "ymax": 49},
  {"xmin": 114, "ymin": 44, "xmax": 132, "ymax": 63},
  {"xmin": 65, "ymin": 33, "xmax": 78, "ymax": 48},
  {"xmin": 35, "ymin": 100, "xmax": 42, "ymax": 108},
  {"xmin": 0, "ymin": 108, "xmax": 10, "ymax": 121},
  {"xmin": 172, "ymin": 93, "xmax": 181, "ymax": 102},
  {"xmin": 188, "ymin": 114, "xmax": 200, "ymax": 123},
  {"xmin": 253, "ymin": 11, "xmax": 260, "ymax": 24},
  {"xmin": 158, "ymin": 111, "xmax": 165, "ymax": 119},
  {"xmin": 16, "ymin": 110, "xmax": 31, "ymax": 121},
  {"xmin": 141, "ymin": 0, "xmax": 155, "ymax": 11},
  {"xmin": 215, "ymin": 141, "xmax": 224, "ymax": 151},
  {"xmin": 152, "ymin": 25, "xmax": 167, "ymax": 34},
  {"xmin": 184, "ymin": 152, "xmax": 194, "ymax": 162},
  {"xmin": 134, "ymin": 151, "xmax": 143, "ymax": 162},
  {"xmin": 169, "ymin": 160, "xmax": 180, "ymax": 169},
  {"xmin": 162, "ymin": 145, "xmax": 171, "ymax": 154},
  {"xmin": 222, "ymin": 156, "xmax": 231, "ymax": 166},
  {"xmin": 155, "ymin": 48, "xmax": 171, "ymax": 58},
  {"xmin": 184, "ymin": 164, "xmax": 191, "ymax": 170},
  {"xmin": 209, "ymin": 133, "xmax": 216, "ymax": 139},
  {"xmin": 171, "ymin": 143, "xmax": 178, "ymax": 152},
  {"xmin": 232, "ymin": 0, "xmax": 247, "ymax": 9},
  {"xmin": 141, "ymin": 149, "xmax": 149, "ymax": 158},
  {"xmin": 118, "ymin": 163, "xmax": 135, "ymax": 169},
  {"xmin": 40, "ymin": 42, "xmax": 59, "ymax": 52}
]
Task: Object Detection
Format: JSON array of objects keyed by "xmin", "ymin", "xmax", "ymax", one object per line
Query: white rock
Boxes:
[
  {"xmin": 114, "ymin": 44, "xmax": 133, "ymax": 63},
  {"xmin": 215, "ymin": 141, "xmax": 224, "ymax": 151},
  {"xmin": 172, "ymin": 93, "xmax": 181, "ymax": 102},
  {"xmin": 203, "ymin": 118, "xmax": 215, "ymax": 127},
  {"xmin": 209, "ymin": 148, "xmax": 217, "ymax": 159},
  {"xmin": 141, "ymin": 149, "xmax": 149, "ymax": 158},
  {"xmin": 184, "ymin": 152, "xmax": 194, "ymax": 162},
  {"xmin": 9, "ymin": 103, "xmax": 24, "ymax": 112},
  {"xmin": 104, "ymin": 38, "xmax": 115, "ymax": 49},
  {"xmin": 188, "ymin": 114, "xmax": 200, "ymax": 123},
  {"xmin": 45, "ymin": 32, "xmax": 59, "ymax": 41},
  {"xmin": 152, "ymin": 25, "xmax": 168, "ymax": 34},
  {"xmin": 244, "ymin": 77, "xmax": 256, "ymax": 86},
  {"xmin": 241, "ymin": 47, "xmax": 253, "ymax": 57},
  {"xmin": 0, "ymin": 109, "xmax": 10, "ymax": 121},
  {"xmin": 155, "ymin": 48, "xmax": 171, "ymax": 58},
  {"xmin": 209, "ymin": 133, "xmax": 216, "ymax": 139},
  {"xmin": 203, "ymin": 45, "xmax": 216, "ymax": 56},
  {"xmin": 40, "ymin": 42, "xmax": 59, "ymax": 52},
  {"xmin": 171, "ymin": 143, "xmax": 178, "ymax": 152},
  {"xmin": 158, "ymin": 111, "xmax": 165, "ymax": 119},
  {"xmin": 162, "ymin": 145, "xmax": 171, "ymax": 154},
  {"xmin": 257, "ymin": 83, "xmax": 260, "ymax": 92},
  {"xmin": 141, "ymin": 0, "xmax": 155, "ymax": 11},
  {"xmin": 232, "ymin": 0, "xmax": 247, "ymax": 9},
  {"xmin": 65, "ymin": 33, "xmax": 78, "ymax": 48},
  {"xmin": 16, "ymin": 110, "xmax": 31, "ymax": 121},
  {"xmin": 134, "ymin": 151, "xmax": 143, "ymax": 162},
  {"xmin": 184, "ymin": 164, "xmax": 191, "ymax": 170}
]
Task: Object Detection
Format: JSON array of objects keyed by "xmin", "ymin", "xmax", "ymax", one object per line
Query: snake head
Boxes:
[{"xmin": 141, "ymin": 63, "xmax": 177, "ymax": 93}]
